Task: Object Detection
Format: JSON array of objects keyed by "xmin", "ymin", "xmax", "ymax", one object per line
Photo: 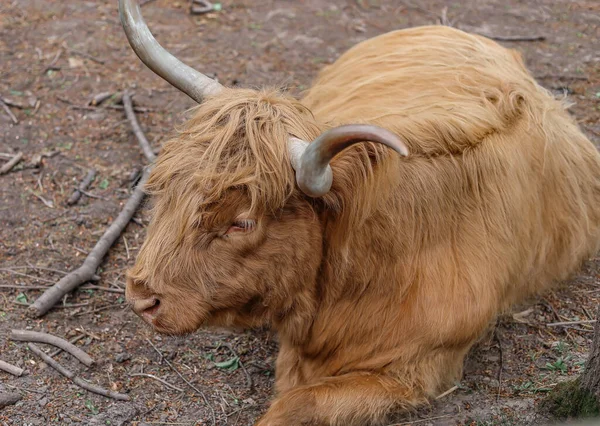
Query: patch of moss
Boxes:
[{"xmin": 539, "ymin": 379, "xmax": 600, "ymax": 420}]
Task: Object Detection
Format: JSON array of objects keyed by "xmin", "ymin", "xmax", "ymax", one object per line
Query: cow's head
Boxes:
[{"xmin": 120, "ymin": 0, "xmax": 408, "ymax": 336}]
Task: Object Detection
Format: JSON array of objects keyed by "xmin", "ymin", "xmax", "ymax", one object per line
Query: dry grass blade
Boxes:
[{"xmin": 10, "ymin": 329, "xmax": 94, "ymax": 367}]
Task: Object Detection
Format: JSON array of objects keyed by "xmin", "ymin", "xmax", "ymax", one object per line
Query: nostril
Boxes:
[
  {"xmin": 132, "ymin": 297, "xmax": 161, "ymax": 320},
  {"xmin": 145, "ymin": 298, "xmax": 160, "ymax": 315}
]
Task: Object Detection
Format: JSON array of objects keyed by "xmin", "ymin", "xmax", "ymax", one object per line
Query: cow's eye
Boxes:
[{"xmin": 225, "ymin": 219, "xmax": 256, "ymax": 235}]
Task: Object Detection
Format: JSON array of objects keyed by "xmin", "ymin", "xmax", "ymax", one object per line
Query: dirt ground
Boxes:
[{"xmin": 1, "ymin": 0, "xmax": 599, "ymax": 425}]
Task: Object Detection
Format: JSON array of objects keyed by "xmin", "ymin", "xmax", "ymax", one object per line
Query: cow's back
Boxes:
[{"xmin": 302, "ymin": 25, "xmax": 600, "ymax": 310}]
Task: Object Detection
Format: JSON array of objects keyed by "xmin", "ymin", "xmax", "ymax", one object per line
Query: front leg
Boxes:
[{"xmin": 257, "ymin": 372, "xmax": 422, "ymax": 426}]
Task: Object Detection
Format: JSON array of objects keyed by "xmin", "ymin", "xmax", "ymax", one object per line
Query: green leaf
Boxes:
[
  {"xmin": 213, "ymin": 3, "xmax": 222, "ymax": 11},
  {"xmin": 214, "ymin": 356, "xmax": 239, "ymax": 371},
  {"xmin": 116, "ymin": 296, "xmax": 125, "ymax": 304},
  {"xmin": 85, "ymin": 399, "xmax": 99, "ymax": 415},
  {"xmin": 99, "ymin": 179, "xmax": 109, "ymax": 190},
  {"xmin": 205, "ymin": 353, "xmax": 215, "ymax": 362},
  {"xmin": 15, "ymin": 293, "xmax": 28, "ymax": 304}
]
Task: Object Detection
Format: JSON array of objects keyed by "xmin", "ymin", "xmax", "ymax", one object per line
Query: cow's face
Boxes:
[{"xmin": 126, "ymin": 184, "xmax": 323, "ymax": 335}]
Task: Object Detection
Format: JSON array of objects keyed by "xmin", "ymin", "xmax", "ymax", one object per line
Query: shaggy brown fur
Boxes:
[{"xmin": 126, "ymin": 25, "xmax": 600, "ymax": 425}]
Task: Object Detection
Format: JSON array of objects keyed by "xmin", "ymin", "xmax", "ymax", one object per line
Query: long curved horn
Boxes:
[
  {"xmin": 290, "ymin": 124, "xmax": 409, "ymax": 198},
  {"xmin": 118, "ymin": 0, "xmax": 223, "ymax": 103}
]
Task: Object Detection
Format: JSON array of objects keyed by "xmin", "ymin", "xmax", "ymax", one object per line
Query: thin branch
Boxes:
[
  {"xmin": 222, "ymin": 343, "xmax": 253, "ymax": 390},
  {"xmin": 0, "ymin": 284, "xmax": 123, "ymax": 293},
  {"xmin": 0, "ymin": 360, "xmax": 24, "ymax": 376},
  {"xmin": 43, "ymin": 48, "xmax": 63, "ymax": 74},
  {"xmin": 0, "ymin": 98, "xmax": 18, "ymax": 124},
  {"xmin": 435, "ymin": 385, "xmax": 458, "ymax": 400},
  {"xmin": 130, "ymin": 373, "xmax": 185, "ymax": 392},
  {"xmin": 62, "ymin": 43, "xmax": 105, "ymax": 65},
  {"xmin": 146, "ymin": 338, "xmax": 215, "ymax": 425},
  {"xmin": 122, "ymin": 91, "xmax": 156, "ymax": 162},
  {"xmin": 48, "ymin": 334, "xmax": 86, "ymax": 358},
  {"xmin": 10, "ymin": 329, "xmax": 94, "ymax": 367},
  {"xmin": 0, "ymin": 267, "xmax": 56, "ymax": 284},
  {"xmin": 477, "ymin": 33, "xmax": 546, "ymax": 42},
  {"xmin": 28, "ymin": 167, "xmax": 151, "ymax": 317},
  {"xmin": 27, "ymin": 343, "xmax": 129, "ymax": 401},
  {"xmin": 495, "ymin": 328, "xmax": 504, "ymax": 402},
  {"xmin": 0, "ymin": 152, "xmax": 23, "ymax": 174},
  {"xmin": 547, "ymin": 319, "xmax": 597, "ymax": 327},
  {"xmin": 72, "ymin": 302, "xmax": 125, "ymax": 317},
  {"xmin": 67, "ymin": 168, "xmax": 96, "ymax": 205}
]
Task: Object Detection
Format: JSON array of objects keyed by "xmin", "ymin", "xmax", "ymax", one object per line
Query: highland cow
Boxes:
[{"xmin": 120, "ymin": 0, "xmax": 600, "ymax": 424}]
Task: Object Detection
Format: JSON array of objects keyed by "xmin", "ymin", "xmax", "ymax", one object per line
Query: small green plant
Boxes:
[{"xmin": 545, "ymin": 356, "xmax": 571, "ymax": 374}]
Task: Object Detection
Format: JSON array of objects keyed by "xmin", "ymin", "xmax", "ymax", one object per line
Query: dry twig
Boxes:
[
  {"xmin": 222, "ymin": 343, "xmax": 253, "ymax": 390},
  {"xmin": 0, "ymin": 360, "xmax": 24, "ymax": 377},
  {"xmin": 0, "ymin": 98, "xmax": 18, "ymax": 124},
  {"xmin": 29, "ymin": 92, "xmax": 156, "ymax": 316},
  {"xmin": 547, "ymin": 319, "xmax": 597, "ymax": 327},
  {"xmin": 67, "ymin": 168, "xmax": 97, "ymax": 205},
  {"xmin": 63, "ymin": 43, "xmax": 105, "ymax": 65},
  {"xmin": 29, "ymin": 167, "xmax": 150, "ymax": 317},
  {"xmin": 146, "ymin": 338, "xmax": 216, "ymax": 425},
  {"xmin": 43, "ymin": 49, "xmax": 63, "ymax": 74},
  {"xmin": 435, "ymin": 385, "xmax": 458, "ymax": 400},
  {"xmin": 477, "ymin": 33, "xmax": 545, "ymax": 42},
  {"xmin": 0, "ymin": 152, "xmax": 23, "ymax": 174},
  {"xmin": 49, "ymin": 334, "xmax": 86, "ymax": 358},
  {"xmin": 27, "ymin": 343, "xmax": 129, "ymax": 401},
  {"xmin": 88, "ymin": 92, "xmax": 113, "ymax": 106},
  {"xmin": 190, "ymin": 0, "xmax": 214, "ymax": 14},
  {"xmin": 122, "ymin": 91, "xmax": 157, "ymax": 162},
  {"xmin": 10, "ymin": 329, "xmax": 94, "ymax": 367},
  {"xmin": 130, "ymin": 373, "xmax": 185, "ymax": 392}
]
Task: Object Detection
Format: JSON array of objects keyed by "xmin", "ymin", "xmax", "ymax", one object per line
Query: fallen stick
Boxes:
[
  {"xmin": 130, "ymin": 373, "xmax": 184, "ymax": 392},
  {"xmin": 0, "ymin": 98, "xmax": 18, "ymax": 124},
  {"xmin": 43, "ymin": 48, "xmax": 64, "ymax": 74},
  {"xmin": 67, "ymin": 168, "xmax": 97, "ymax": 205},
  {"xmin": 0, "ymin": 392, "xmax": 22, "ymax": 409},
  {"xmin": 0, "ymin": 284, "xmax": 123, "ymax": 293},
  {"xmin": 122, "ymin": 91, "xmax": 157, "ymax": 162},
  {"xmin": 0, "ymin": 360, "xmax": 24, "ymax": 376},
  {"xmin": 10, "ymin": 329, "xmax": 94, "ymax": 367},
  {"xmin": 547, "ymin": 319, "xmax": 596, "ymax": 327},
  {"xmin": 49, "ymin": 334, "xmax": 86, "ymax": 358},
  {"xmin": 27, "ymin": 343, "xmax": 129, "ymax": 401},
  {"xmin": 191, "ymin": 0, "xmax": 214, "ymax": 14},
  {"xmin": 0, "ymin": 152, "xmax": 23, "ymax": 174},
  {"xmin": 478, "ymin": 33, "xmax": 546, "ymax": 42},
  {"xmin": 88, "ymin": 92, "xmax": 114, "ymax": 106},
  {"xmin": 146, "ymin": 338, "xmax": 216, "ymax": 424},
  {"xmin": 28, "ymin": 167, "xmax": 150, "ymax": 317}
]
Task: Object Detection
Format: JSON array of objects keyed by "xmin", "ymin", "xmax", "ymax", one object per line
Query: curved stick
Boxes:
[
  {"xmin": 27, "ymin": 343, "xmax": 129, "ymax": 401},
  {"xmin": 28, "ymin": 167, "xmax": 151, "ymax": 317},
  {"xmin": 10, "ymin": 329, "xmax": 94, "ymax": 367}
]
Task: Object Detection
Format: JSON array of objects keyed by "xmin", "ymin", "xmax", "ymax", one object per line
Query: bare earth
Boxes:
[{"xmin": 1, "ymin": 0, "xmax": 599, "ymax": 425}]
